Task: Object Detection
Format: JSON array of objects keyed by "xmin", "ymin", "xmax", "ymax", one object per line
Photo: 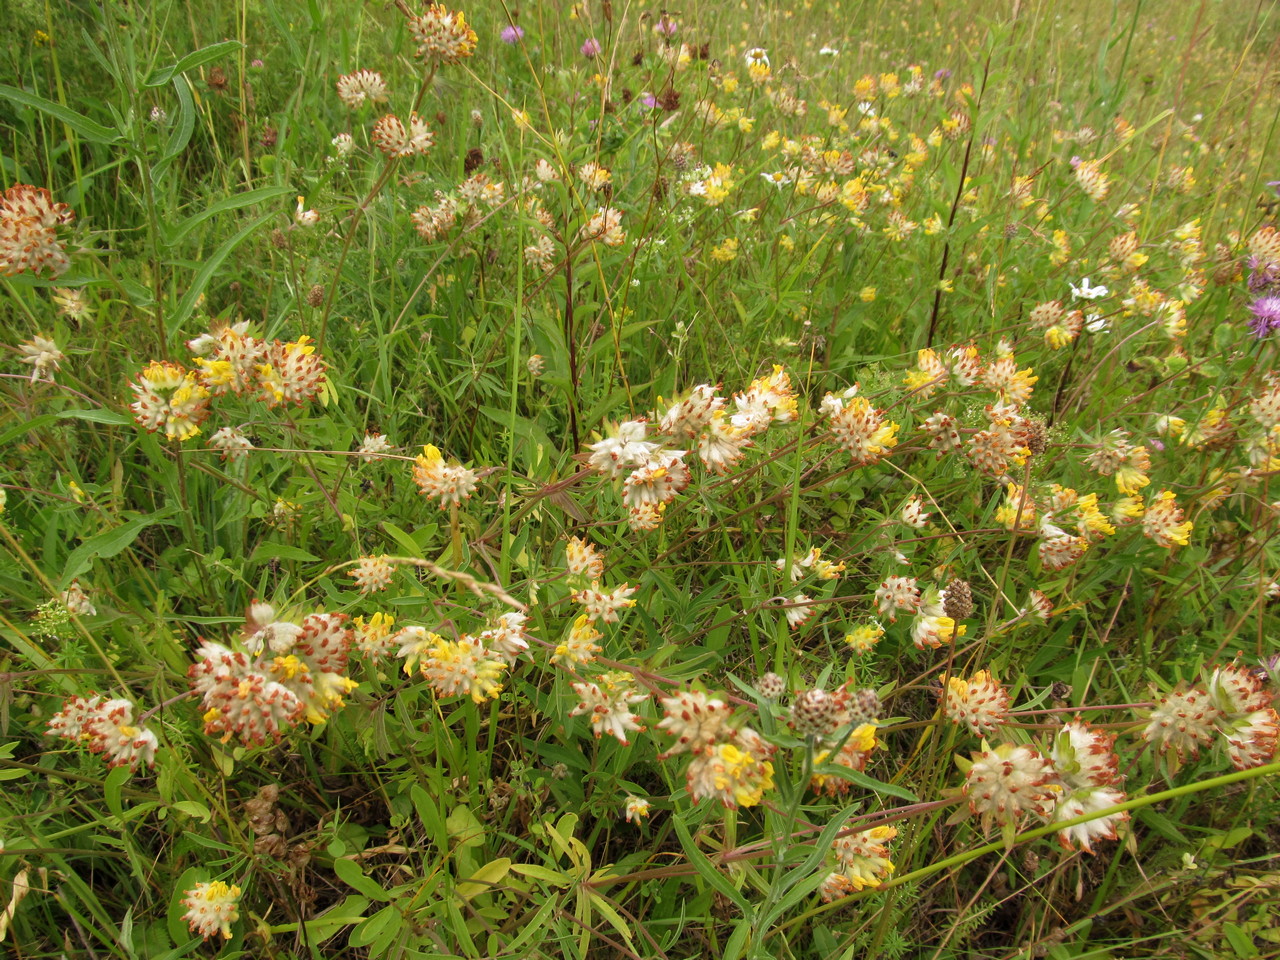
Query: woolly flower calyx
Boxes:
[
  {"xmin": 959, "ymin": 741, "xmax": 1060, "ymax": 835},
  {"xmin": 405, "ymin": 3, "xmax": 478, "ymax": 64},
  {"xmin": 0, "ymin": 183, "xmax": 75, "ymax": 277},
  {"xmin": 181, "ymin": 881, "xmax": 241, "ymax": 940},
  {"xmin": 412, "ymin": 444, "xmax": 479, "ymax": 507},
  {"xmin": 570, "ymin": 672, "xmax": 647, "ymax": 744}
]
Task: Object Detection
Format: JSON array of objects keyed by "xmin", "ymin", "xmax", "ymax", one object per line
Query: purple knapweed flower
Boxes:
[
  {"xmin": 501, "ymin": 24, "xmax": 525, "ymax": 44},
  {"xmin": 1247, "ymin": 296, "xmax": 1280, "ymax": 338},
  {"xmin": 639, "ymin": 92, "xmax": 658, "ymax": 109},
  {"xmin": 581, "ymin": 37, "xmax": 602, "ymax": 58},
  {"xmin": 654, "ymin": 15, "xmax": 678, "ymax": 37},
  {"xmin": 934, "ymin": 68, "xmax": 952, "ymax": 80}
]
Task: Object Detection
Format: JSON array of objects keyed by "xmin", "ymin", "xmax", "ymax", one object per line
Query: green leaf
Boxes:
[
  {"xmin": 671, "ymin": 815, "xmax": 751, "ymax": 912},
  {"xmin": 167, "ymin": 213, "xmax": 275, "ymax": 336},
  {"xmin": 0, "ymin": 84, "xmax": 121, "ymax": 143},
  {"xmin": 167, "ymin": 867, "xmax": 202, "ymax": 945},
  {"xmin": 382, "ymin": 521, "xmax": 426, "ymax": 558},
  {"xmin": 586, "ymin": 892, "xmax": 635, "ymax": 948},
  {"xmin": 509, "ymin": 863, "xmax": 572, "ymax": 887},
  {"xmin": 348, "ymin": 904, "xmax": 400, "ymax": 949},
  {"xmin": 151, "ymin": 76, "xmax": 197, "ymax": 182},
  {"xmin": 104, "ymin": 764, "xmax": 131, "ymax": 819},
  {"xmin": 1136, "ymin": 807, "xmax": 1188, "ymax": 843},
  {"xmin": 1224, "ymin": 922, "xmax": 1259, "ymax": 958},
  {"xmin": 145, "ymin": 40, "xmax": 242, "ymax": 87},
  {"xmin": 298, "ymin": 895, "xmax": 369, "ymax": 940},
  {"xmin": 248, "ymin": 541, "xmax": 320, "ymax": 563},
  {"xmin": 171, "ymin": 801, "xmax": 212, "ymax": 823},
  {"xmin": 333, "ymin": 858, "xmax": 392, "ymax": 902},
  {"xmin": 810, "ymin": 765, "xmax": 920, "ymax": 802},
  {"xmin": 0, "ymin": 414, "xmax": 59, "ymax": 447},
  {"xmin": 455, "ymin": 857, "xmax": 511, "ymax": 900},
  {"xmin": 58, "ymin": 408, "xmax": 132, "ymax": 425},
  {"xmin": 59, "ymin": 507, "xmax": 179, "ymax": 589},
  {"xmin": 163, "ymin": 186, "xmax": 294, "ymax": 247}
]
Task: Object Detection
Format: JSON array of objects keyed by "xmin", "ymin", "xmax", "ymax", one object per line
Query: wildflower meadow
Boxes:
[{"xmin": 3, "ymin": 0, "xmax": 1280, "ymax": 956}]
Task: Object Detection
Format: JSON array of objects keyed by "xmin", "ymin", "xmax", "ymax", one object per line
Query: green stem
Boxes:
[{"xmin": 777, "ymin": 760, "xmax": 1280, "ymax": 939}]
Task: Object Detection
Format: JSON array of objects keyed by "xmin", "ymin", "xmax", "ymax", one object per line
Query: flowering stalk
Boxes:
[
  {"xmin": 316, "ymin": 59, "xmax": 440, "ymax": 351},
  {"xmin": 776, "ymin": 759, "xmax": 1280, "ymax": 939}
]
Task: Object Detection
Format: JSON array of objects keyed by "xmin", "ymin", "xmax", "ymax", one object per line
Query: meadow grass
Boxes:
[{"xmin": 1, "ymin": 0, "xmax": 1280, "ymax": 957}]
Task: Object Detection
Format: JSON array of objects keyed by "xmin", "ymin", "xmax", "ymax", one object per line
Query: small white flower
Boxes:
[
  {"xmin": 1085, "ymin": 313, "xmax": 1109, "ymax": 333},
  {"xmin": 744, "ymin": 47, "xmax": 769, "ymax": 68},
  {"xmin": 18, "ymin": 335, "xmax": 64, "ymax": 382},
  {"xmin": 761, "ymin": 171, "xmax": 792, "ymax": 188},
  {"xmin": 295, "ymin": 197, "xmax": 319, "ymax": 228},
  {"xmin": 819, "ymin": 46, "xmax": 840, "ymax": 56},
  {"xmin": 857, "ymin": 101, "xmax": 877, "ymax": 117},
  {"xmin": 1069, "ymin": 277, "xmax": 1108, "ymax": 300}
]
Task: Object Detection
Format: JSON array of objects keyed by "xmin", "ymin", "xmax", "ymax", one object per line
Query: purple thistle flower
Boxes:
[
  {"xmin": 934, "ymin": 68, "xmax": 951, "ymax": 80},
  {"xmin": 500, "ymin": 24, "xmax": 525, "ymax": 44},
  {"xmin": 1247, "ymin": 296, "xmax": 1280, "ymax": 338},
  {"xmin": 639, "ymin": 91, "xmax": 658, "ymax": 109},
  {"xmin": 581, "ymin": 37, "xmax": 602, "ymax": 58},
  {"xmin": 655, "ymin": 15, "xmax": 678, "ymax": 37}
]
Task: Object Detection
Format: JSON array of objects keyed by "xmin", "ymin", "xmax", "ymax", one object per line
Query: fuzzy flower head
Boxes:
[
  {"xmin": 844, "ymin": 622, "xmax": 884, "ymax": 653},
  {"xmin": 828, "ymin": 824, "xmax": 896, "ymax": 893},
  {"xmin": 0, "ymin": 184, "xmax": 75, "ymax": 277},
  {"xmin": 405, "ymin": 3, "xmax": 478, "ymax": 63},
  {"xmin": 257, "ymin": 336, "xmax": 327, "ymax": 407},
  {"xmin": 336, "ymin": 69, "xmax": 388, "ymax": 108},
  {"xmin": 357, "ymin": 433, "xmax": 393, "ymax": 462},
  {"xmin": 372, "ymin": 113, "xmax": 435, "ymax": 158},
  {"xmin": 49, "ymin": 696, "xmax": 158, "ymax": 771},
  {"xmin": 732, "ymin": 365, "xmax": 797, "ymax": 434},
  {"xmin": 565, "ymin": 536, "xmax": 606, "ymax": 581},
  {"xmin": 942, "ymin": 671, "xmax": 1009, "ymax": 737},
  {"xmin": 1053, "ymin": 787, "xmax": 1128, "ymax": 854},
  {"xmin": 624, "ymin": 795, "xmax": 651, "ymax": 822},
  {"xmin": 1074, "ymin": 159, "xmax": 1109, "ymax": 202},
  {"xmin": 1142, "ymin": 490, "xmax": 1193, "ymax": 547},
  {"xmin": 876, "ymin": 575, "xmax": 921, "ymax": 622},
  {"xmin": 623, "ymin": 453, "xmax": 691, "ymax": 510},
  {"xmin": 1143, "ymin": 686, "xmax": 1220, "ymax": 766},
  {"xmin": 417, "ymin": 633, "xmax": 506, "ymax": 704},
  {"xmin": 350, "ymin": 555, "xmax": 395, "ymax": 594},
  {"xmin": 587, "ymin": 420, "xmax": 659, "ymax": 477},
  {"xmin": 129, "ymin": 361, "xmax": 211, "ymax": 441},
  {"xmin": 18, "ymin": 334, "xmax": 64, "ymax": 382},
  {"xmin": 572, "ymin": 581, "xmax": 638, "ymax": 623},
  {"xmin": 578, "ymin": 206, "xmax": 625, "ymax": 246},
  {"xmin": 656, "ymin": 690, "xmax": 733, "ymax": 757},
  {"xmin": 685, "ymin": 728, "xmax": 775, "ymax": 808},
  {"xmin": 551, "ymin": 614, "xmax": 603, "ymax": 667},
  {"xmin": 412, "ymin": 444, "xmax": 479, "ymax": 507},
  {"xmin": 810, "ymin": 724, "xmax": 879, "ymax": 796},
  {"xmin": 1050, "ymin": 720, "xmax": 1121, "ymax": 789},
  {"xmin": 570, "ymin": 672, "xmax": 647, "ymax": 744},
  {"xmin": 960, "ymin": 742, "xmax": 1060, "ymax": 832},
  {"xmin": 828, "ymin": 397, "xmax": 900, "ymax": 465},
  {"xmin": 181, "ymin": 881, "xmax": 241, "ymax": 940}
]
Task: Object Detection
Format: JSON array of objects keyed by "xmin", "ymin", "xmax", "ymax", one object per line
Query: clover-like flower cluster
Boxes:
[
  {"xmin": 188, "ymin": 605, "xmax": 357, "ymax": 746},
  {"xmin": 47, "ymin": 695, "xmax": 159, "ymax": 771}
]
